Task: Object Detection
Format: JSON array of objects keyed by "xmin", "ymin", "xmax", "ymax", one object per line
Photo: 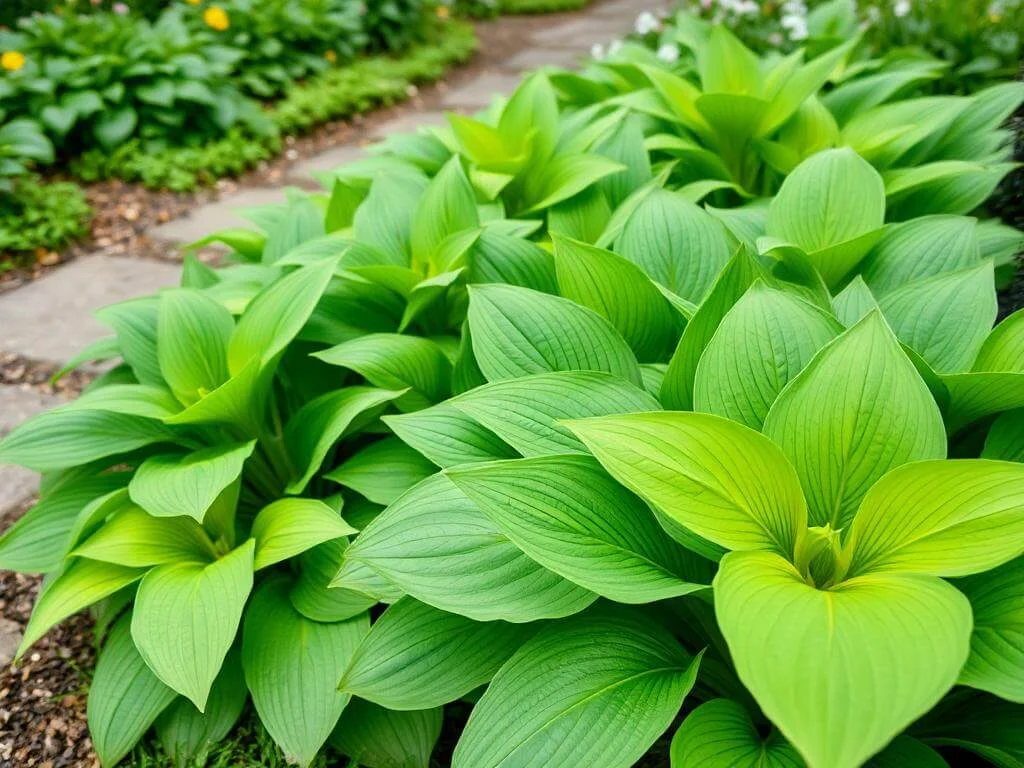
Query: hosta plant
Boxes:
[{"xmin": 1, "ymin": 50, "xmax": 1024, "ymax": 768}]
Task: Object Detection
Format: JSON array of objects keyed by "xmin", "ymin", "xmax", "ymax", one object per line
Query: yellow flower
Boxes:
[
  {"xmin": 1, "ymin": 51, "xmax": 25, "ymax": 72},
  {"xmin": 203, "ymin": 6, "xmax": 230, "ymax": 31},
  {"xmin": 435, "ymin": 4, "xmax": 450, "ymax": 19},
  {"xmin": 325, "ymin": 49, "xmax": 337, "ymax": 63}
]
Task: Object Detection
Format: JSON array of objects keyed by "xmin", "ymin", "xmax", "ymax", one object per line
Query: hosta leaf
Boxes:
[
  {"xmin": 0, "ymin": 407, "xmax": 175, "ymax": 472},
  {"xmin": 330, "ymin": 699, "xmax": 442, "ymax": 768},
  {"xmin": 844, "ymin": 460, "xmax": 1024, "ymax": 578},
  {"xmin": 70, "ymin": 383, "xmax": 182, "ymax": 420},
  {"xmin": 284, "ymin": 386, "xmax": 403, "ymax": 493},
  {"xmin": 715, "ymin": 550, "xmax": 971, "ymax": 768},
  {"xmin": 88, "ymin": 615, "xmax": 177, "ymax": 768},
  {"xmin": 943, "ymin": 372, "xmax": 1024, "ymax": 434},
  {"xmin": 340, "ymin": 598, "xmax": 534, "ymax": 710},
  {"xmin": 884, "ymin": 161, "xmax": 1015, "ymax": 221},
  {"xmin": 552, "ymin": 235, "xmax": 680, "ymax": 362},
  {"xmin": 314, "ymin": 333, "xmax": 452, "ymax": 411},
  {"xmin": 468, "ymin": 230, "xmax": 557, "ymax": 293},
  {"xmin": 157, "ymin": 289, "xmax": 234, "ymax": 407},
  {"xmin": 252, "ymin": 498, "xmax": 357, "ymax": 570},
  {"xmin": 73, "ymin": 505, "xmax": 217, "ymax": 567},
  {"xmin": 163, "ymin": 357, "xmax": 262, "ymax": 432},
  {"xmin": 383, "ymin": 402, "xmax": 516, "ymax": 468},
  {"xmin": 242, "ymin": 576, "xmax": 369, "ymax": 767},
  {"xmin": 867, "ymin": 737, "xmax": 948, "ymax": 768},
  {"xmin": 325, "ymin": 437, "xmax": 436, "ymax": 506},
  {"xmin": 452, "ymin": 607, "xmax": 701, "ymax": 768},
  {"xmin": 954, "ymin": 557, "xmax": 1024, "ymax": 703},
  {"xmin": 155, "ymin": 647, "xmax": 248, "ymax": 768},
  {"xmin": 694, "ymin": 282, "xmax": 840, "ymax": 429},
  {"xmin": 661, "ymin": 247, "xmax": 765, "ymax": 410},
  {"xmin": 984, "ymin": 410, "xmax": 1024, "ymax": 462},
  {"xmin": 450, "ymin": 371, "xmax": 659, "ymax": 457},
  {"xmin": 449, "ymin": 455, "xmax": 710, "ymax": 603},
  {"xmin": 128, "ymin": 441, "xmax": 255, "ymax": 522},
  {"xmin": 410, "ymin": 156, "xmax": 478, "ymax": 270},
  {"xmin": 615, "ymin": 189, "xmax": 733, "ymax": 304},
  {"xmin": 566, "ymin": 412, "xmax": 806, "ymax": 557},
  {"xmin": 916, "ymin": 693, "xmax": 1024, "ymax": 766},
  {"xmin": 670, "ymin": 698, "xmax": 803, "ymax": 768},
  {"xmin": 975, "ymin": 309, "xmax": 1024, "ymax": 373},
  {"xmin": 767, "ymin": 148, "xmax": 885, "ymax": 286},
  {"xmin": 19, "ymin": 559, "xmax": 146, "ymax": 658},
  {"xmin": 831, "ymin": 276, "xmax": 879, "ymax": 328},
  {"xmin": 262, "ymin": 194, "xmax": 325, "ymax": 265},
  {"xmin": 95, "ymin": 297, "xmax": 162, "ymax": 386},
  {"xmin": 289, "ymin": 540, "xmax": 376, "ymax": 623},
  {"xmin": 132, "ymin": 540, "xmax": 254, "ymax": 711},
  {"xmin": 521, "ymin": 153, "xmax": 626, "ymax": 214},
  {"xmin": 228, "ymin": 259, "xmax": 338, "ymax": 375},
  {"xmin": 762, "ymin": 312, "xmax": 947, "ymax": 529},
  {"xmin": 353, "ymin": 172, "xmax": 427, "ymax": 263},
  {"xmin": 336, "ymin": 474, "xmax": 596, "ymax": 623},
  {"xmin": 467, "ymin": 284, "xmax": 642, "ymax": 385},
  {"xmin": 592, "ymin": 112, "xmax": 652, "ymax": 209}
]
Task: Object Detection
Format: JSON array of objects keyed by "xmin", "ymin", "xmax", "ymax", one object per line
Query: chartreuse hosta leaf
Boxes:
[
  {"xmin": 88, "ymin": 614, "xmax": 176, "ymax": 768},
  {"xmin": 157, "ymin": 288, "xmax": 234, "ymax": 407},
  {"xmin": 670, "ymin": 698, "xmax": 803, "ymax": 768},
  {"xmin": 325, "ymin": 437, "xmax": 436, "ymax": 506},
  {"xmin": 766, "ymin": 148, "xmax": 885, "ymax": 287},
  {"xmin": 128, "ymin": 440, "xmax": 255, "ymax": 523},
  {"xmin": 467, "ymin": 284, "xmax": 642, "ymax": 386},
  {"xmin": 95, "ymin": 297, "xmax": 162, "ymax": 386},
  {"xmin": 330, "ymin": 699, "xmax": 442, "ymax": 768},
  {"xmin": 552, "ymin": 235, "xmax": 680, "ymax": 362},
  {"xmin": 335, "ymin": 474, "xmax": 596, "ymax": 622},
  {"xmin": 566, "ymin": 411, "xmax": 807, "ymax": 558},
  {"xmin": 340, "ymin": 597, "xmax": 535, "ymax": 710},
  {"xmin": 762, "ymin": 311, "xmax": 947, "ymax": 529},
  {"xmin": 132, "ymin": 540, "xmax": 254, "ymax": 711},
  {"xmin": 251, "ymin": 498, "xmax": 357, "ymax": 570},
  {"xmin": 155, "ymin": 647, "xmax": 248, "ymax": 768},
  {"xmin": 72, "ymin": 504, "xmax": 218, "ymax": 567},
  {"xmin": 693, "ymin": 282, "xmax": 841, "ymax": 429},
  {"xmin": 449, "ymin": 371, "xmax": 659, "ymax": 457},
  {"xmin": 984, "ymin": 409, "xmax": 1024, "ymax": 462},
  {"xmin": 954, "ymin": 557, "xmax": 1024, "ymax": 703},
  {"xmin": 290, "ymin": 540, "xmax": 376, "ymax": 623},
  {"xmin": 410, "ymin": 155, "xmax": 478, "ymax": 273},
  {"xmin": 383, "ymin": 402, "xmax": 517, "ymax": 469},
  {"xmin": 448, "ymin": 455, "xmax": 711, "ymax": 603},
  {"xmin": 452, "ymin": 607, "xmax": 702, "ymax": 768},
  {"xmin": 243, "ymin": 576, "xmax": 369, "ymax": 767}
]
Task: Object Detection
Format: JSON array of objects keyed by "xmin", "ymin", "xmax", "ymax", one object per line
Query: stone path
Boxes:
[{"xmin": 0, "ymin": 0, "xmax": 666, "ymax": 518}]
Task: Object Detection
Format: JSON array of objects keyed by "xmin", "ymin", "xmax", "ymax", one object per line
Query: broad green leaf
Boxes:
[
  {"xmin": 984, "ymin": 410, "xmax": 1024, "ymax": 462},
  {"xmin": 88, "ymin": 615, "xmax": 177, "ymax": 768},
  {"xmin": 759, "ymin": 41, "xmax": 854, "ymax": 135},
  {"xmin": 228, "ymin": 259, "xmax": 338, "ymax": 375},
  {"xmin": 553, "ymin": 235, "xmax": 680, "ymax": 362},
  {"xmin": 954, "ymin": 557, "xmax": 1024, "ymax": 703},
  {"xmin": 592, "ymin": 113, "xmax": 653, "ymax": 209},
  {"xmin": 670, "ymin": 698, "xmax": 803, "ymax": 768},
  {"xmin": 860, "ymin": 215, "xmax": 980, "ymax": 295},
  {"xmin": 314, "ymin": 333, "xmax": 451, "ymax": 411},
  {"xmin": 867, "ymin": 737, "xmax": 949, "ymax": 768},
  {"xmin": 452, "ymin": 607, "xmax": 701, "ymax": 768},
  {"xmin": 19, "ymin": 559, "xmax": 145, "ymax": 657},
  {"xmin": 325, "ymin": 437, "xmax": 436, "ymax": 506},
  {"xmin": 661, "ymin": 247, "xmax": 765, "ymax": 410},
  {"xmin": 353, "ymin": 172, "xmax": 428, "ymax": 263},
  {"xmin": 566, "ymin": 412, "xmax": 806, "ymax": 557},
  {"xmin": 468, "ymin": 230, "xmax": 557, "ymax": 293},
  {"xmin": 132, "ymin": 540, "xmax": 254, "ymax": 711},
  {"xmin": 289, "ymin": 540, "xmax": 376, "ymax": 623},
  {"xmin": 262, "ymin": 194, "xmax": 325, "ymax": 265},
  {"xmin": 884, "ymin": 161, "xmax": 1015, "ymax": 221},
  {"xmin": 284, "ymin": 387, "xmax": 403, "ymax": 493},
  {"xmin": 694, "ymin": 283, "xmax": 840, "ymax": 429},
  {"xmin": 243, "ymin": 577, "xmax": 369, "ymax": 766},
  {"xmin": 128, "ymin": 441, "xmax": 255, "ymax": 522},
  {"xmin": 73, "ymin": 505, "xmax": 217, "ymax": 567},
  {"xmin": 831, "ymin": 276, "xmax": 879, "ymax": 327},
  {"xmin": 330, "ymin": 699, "xmax": 442, "ymax": 768},
  {"xmin": 549, "ymin": 185, "xmax": 613, "ymax": 249},
  {"xmin": 163, "ymin": 356, "xmax": 263, "ymax": 432},
  {"xmin": 844, "ymin": 460, "xmax": 1024, "ymax": 578},
  {"xmin": 410, "ymin": 156, "xmax": 479, "ymax": 270},
  {"xmin": 767, "ymin": 148, "xmax": 885, "ymax": 286},
  {"xmin": 499, "ymin": 72, "xmax": 559, "ymax": 164},
  {"xmin": 0, "ymin": 407, "xmax": 175, "ymax": 472},
  {"xmin": 95, "ymin": 297, "xmax": 162, "ymax": 386},
  {"xmin": 916, "ymin": 693, "xmax": 1024, "ymax": 766},
  {"xmin": 878, "ymin": 261, "xmax": 996, "ymax": 374},
  {"xmin": 521, "ymin": 153, "xmax": 626, "ymax": 214},
  {"xmin": 157, "ymin": 289, "xmax": 234, "ymax": 407},
  {"xmin": 715, "ymin": 550, "xmax": 971, "ymax": 768},
  {"xmin": 450, "ymin": 371, "xmax": 659, "ymax": 457},
  {"xmin": 70, "ymin": 383, "xmax": 182, "ymax": 420},
  {"xmin": 252, "ymin": 498, "xmax": 357, "ymax": 570},
  {"xmin": 340, "ymin": 597, "xmax": 534, "ymax": 710},
  {"xmin": 449, "ymin": 455, "xmax": 711, "ymax": 602},
  {"xmin": 975, "ymin": 309, "xmax": 1024, "ymax": 373},
  {"xmin": 336, "ymin": 474, "xmax": 596, "ymax": 623},
  {"xmin": 467, "ymin": 284, "xmax": 642, "ymax": 385},
  {"xmin": 383, "ymin": 402, "xmax": 516, "ymax": 468},
  {"xmin": 615, "ymin": 189, "xmax": 733, "ymax": 304},
  {"xmin": 762, "ymin": 312, "xmax": 947, "ymax": 529},
  {"xmin": 155, "ymin": 647, "xmax": 248, "ymax": 768},
  {"xmin": 943, "ymin": 372, "xmax": 1024, "ymax": 434}
]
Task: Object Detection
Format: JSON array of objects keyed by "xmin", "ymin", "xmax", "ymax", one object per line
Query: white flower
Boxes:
[
  {"xmin": 735, "ymin": 0, "xmax": 759, "ymax": 14},
  {"xmin": 865, "ymin": 5, "xmax": 881, "ymax": 22},
  {"xmin": 635, "ymin": 11, "xmax": 661, "ymax": 34},
  {"xmin": 608, "ymin": 39, "xmax": 624, "ymax": 56},
  {"xmin": 657, "ymin": 43, "xmax": 681, "ymax": 63},
  {"xmin": 781, "ymin": 13, "xmax": 809, "ymax": 38},
  {"xmin": 591, "ymin": 43, "xmax": 605, "ymax": 60},
  {"xmin": 782, "ymin": 0, "xmax": 807, "ymax": 15},
  {"xmin": 893, "ymin": 0, "xmax": 911, "ymax": 16}
]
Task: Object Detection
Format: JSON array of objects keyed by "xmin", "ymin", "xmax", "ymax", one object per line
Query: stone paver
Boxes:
[
  {"xmin": 532, "ymin": 15, "xmax": 635, "ymax": 47},
  {"xmin": 0, "ymin": 618, "xmax": 22, "ymax": 666},
  {"xmin": 367, "ymin": 110, "xmax": 450, "ymax": 139},
  {"xmin": 0, "ymin": 254, "xmax": 180, "ymax": 365},
  {"xmin": 442, "ymin": 72, "xmax": 524, "ymax": 109},
  {"xmin": 0, "ymin": 466, "xmax": 39, "ymax": 516},
  {"xmin": 0, "ymin": 387, "xmax": 65, "ymax": 514},
  {"xmin": 149, "ymin": 186, "xmax": 288, "ymax": 245},
  {"xmin": 288, "ymin": 143, "xmax": 370, "ymax": 180},
  {"xmin": 503, "ymin": 47, "xmax": 584, "ymax": 71}
]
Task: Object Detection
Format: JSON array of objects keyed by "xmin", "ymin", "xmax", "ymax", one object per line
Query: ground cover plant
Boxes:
[{"xmin": 1, "ymin": 22, "xmax": 1024, "ymax": 768}]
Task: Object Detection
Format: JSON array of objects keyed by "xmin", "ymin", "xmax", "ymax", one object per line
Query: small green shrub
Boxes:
[
  {"xmin": 0, "ymin": 175, "xmax": 90, "ymax": 263},
  {"xmin": 361, "ymin": 0, "xmax": 432, "ymax": 52},
  {"xmin": 0, "ymin": 118, "xmax": 55, "ymax": 196}
]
